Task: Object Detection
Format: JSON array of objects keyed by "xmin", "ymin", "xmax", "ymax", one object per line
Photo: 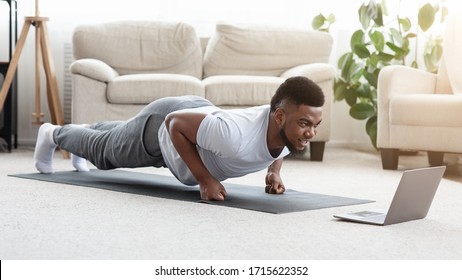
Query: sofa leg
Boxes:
[
  {"xmin": 428, "ymin": 151, "xmax": 444, "ymax": 166},
  {"xmin": 381, "ymin": 148, "xmax": 399, "ymax": 170},
  {"xmin": 310, "ymin": 141, "xmax": 325, "ymax": 161}
]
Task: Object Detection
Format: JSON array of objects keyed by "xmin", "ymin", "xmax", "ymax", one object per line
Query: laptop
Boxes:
[{"xmin": 334, "ymin": 166, "xmax": 446, "ymax": 226}]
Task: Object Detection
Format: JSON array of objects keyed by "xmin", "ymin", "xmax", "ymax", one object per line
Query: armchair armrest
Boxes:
[
  {"xmin": 280, "ymin": 63, "xmax": 336, "ymax": 83},
  {"xmin": 378, "ymin": 65, "xmax": 437, "ymax": 98},
  {"xmin": 70, "ymin": 58, "xmax": 119, "ymax": 83},
  {"xmin": 378, "ymin": 65, "xmax": 438, "ymax": 126},
  {"xmin": 377, "ymin": 65, "xmax": 438, "ymax": 149}
]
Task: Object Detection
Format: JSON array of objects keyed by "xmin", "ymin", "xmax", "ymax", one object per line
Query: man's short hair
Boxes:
[{"xmin": 270, "ymin": 76, "xmax": 325, "ymax": 112}]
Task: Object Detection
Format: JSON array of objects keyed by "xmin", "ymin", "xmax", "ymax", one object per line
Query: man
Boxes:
[{"xmin": 34, "ymin": 76, "xmax": 324, "ymax": 201}]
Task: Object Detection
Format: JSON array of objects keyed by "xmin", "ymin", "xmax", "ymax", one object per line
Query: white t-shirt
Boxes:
[{"xmin": 158, "ymin": 105, "xmax": 289, "ymax": 185}]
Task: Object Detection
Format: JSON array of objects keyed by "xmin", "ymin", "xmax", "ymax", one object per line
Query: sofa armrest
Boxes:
[
  {"xmin": 70, "ymin": 58, "xmax": 119, "ymax": 83},
  {"xmin": 280, "ymin": 63, "xmax": 336, "ymax": 83}
]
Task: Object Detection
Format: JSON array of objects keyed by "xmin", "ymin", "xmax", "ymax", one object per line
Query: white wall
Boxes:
[{"xmin": 1, "ymin": 0, "xmax": 458, "ymax": 148}]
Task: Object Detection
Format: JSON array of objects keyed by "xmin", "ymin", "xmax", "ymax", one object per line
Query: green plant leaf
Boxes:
[
  {"xmin": 358, "ymin": 1, "xmax": 379, "ymax": 30},
  {"xmin": 390, "ymin": 28, "xmax": 403, "ymax": 46},
  {"xmin": 373, "ymin": 3, "xmax": 384, "ymax": 26},
  {"xmin": 431, "ymin": 44, "xmax": 443, "ymax": 61},
  {"xmin": 345, "ymin": 87, "xmax": 359, "ymax": 107},
  {"xmin": 366, "ymin": 115, "xmax": 377, "ymax": 135},
  {"xmin": 350, "ymin": 30, "xmax": 365, "ymax": 51},
  {"xmin": 349, "ymin": 103, "xmax": 375, "ymax": 120},
  {"xmin": 386, "ymin": 42, "xmax": 406, "ymax": 60},
  {"xmin": 401, "ymin": 37, "xmax": 410, "ymax": 54},
  {"xmin": 312, "ymin": 14, "xmax": 326, "ymax": 30},
  {"xmin": 334, "ymin": 80, "xmax": 347, "ymax": 101},
  {"xmin": 327, "ymin": 13, "xmax": 336, "ymax": 24},
  {"xmin": 398, "ymin": 17, "xmax": 412, "ymax": 32},
  {"xmin": 424, "ymin": 43, "xmax": 442, "ymax": 73},
  {"xmin": 369, "ymin": 53, "xmax": 379, "ymax": 67},
  {"xmin": 358, "ymin": 3, "xmax": 370, "ymax": 30},
  {"xmin": 338, "ymin": 52, "xmax": 353, "ymax": 70},
  {"xmin": 348, "ymin": 61, "xmax": 365, "ymax": 85},
  {"xmin": 441, "ymin": 6, "xmax": 448, "ymax": 22},
  {"xmin": 370, "ymin": 30, "xmax": 385, "ymax": 52},
  {"xmin": 377, "ymin": 52, "xmax": 394, "ymax": 62},
  {"xmin": 366, "ymin": 116, "xmax": 378, "ymax": 149},
  {"xmin": 339, "ymin": 52, "xmax": 364, "ymax": 84},
  {"xmin": 380, "ymin": 0, "xmax": 389, "ymax": 16},
  {"xmin": 357, "ymin": 83, "xmax": 372, "ymax": 98},
  {"xmin": 338, "ymin": 53, "xmax": 354, "ymax": 81},
  {"xmin": 418, "ymin": 3, "xmax": 435, "ymax": 32},
  {"xmin": 353, "ymin": 44, "xmax": 371, "ymax": 59},
  {"xmin": 363, "ymin": 69, "xmax": 379, "ymax": 89},
  {"xmin": 370, "ymin": 87, "xmax": 377, "ymax": 101}
]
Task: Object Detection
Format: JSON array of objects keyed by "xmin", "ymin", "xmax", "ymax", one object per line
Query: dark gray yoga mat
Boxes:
[{"xmin": 10, "ymin": 169, "xmax": 373, "ymax": 214}]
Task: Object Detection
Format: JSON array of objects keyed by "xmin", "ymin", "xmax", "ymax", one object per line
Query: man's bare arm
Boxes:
[
  {"xmin": 165, "ymin": 112, "xmax": 227, "ymax": 201},
  {"xmin": 265, "ymin": 158, "xmax": 285, "ymax": 194}
]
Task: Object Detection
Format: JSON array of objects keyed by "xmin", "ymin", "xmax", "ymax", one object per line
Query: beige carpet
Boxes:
[{"xmin": 1, "ymin": 145, "xmax": 462, "ymax": 259}]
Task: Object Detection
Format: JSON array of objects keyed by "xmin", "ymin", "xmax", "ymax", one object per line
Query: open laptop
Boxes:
[{"xmin": 334, "ymin": 166, "xmax": 446, "ymax": 226}]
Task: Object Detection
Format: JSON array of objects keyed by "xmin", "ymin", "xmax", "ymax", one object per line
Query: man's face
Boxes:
[{"xmin": 278, "ymin": 104, "xmax": 322, "ymax": 154}]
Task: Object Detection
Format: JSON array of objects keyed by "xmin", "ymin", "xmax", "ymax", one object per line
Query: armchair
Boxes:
[{"xmin": 377, "ymin": 15, "xmax": 462, "ymax": 169}]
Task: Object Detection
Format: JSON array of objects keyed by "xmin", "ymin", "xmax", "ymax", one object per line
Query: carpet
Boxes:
[{"xmin": 10, "ymin": 169, "xmax": 373, "ymax": 214}]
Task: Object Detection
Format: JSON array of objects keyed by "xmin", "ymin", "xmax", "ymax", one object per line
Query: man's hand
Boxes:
[
  {"xmin": 265, "ymin": 172, "xmax": 285, "ymax": 194},
  {"xmin": 200, "ymin": 177, "xmax": 228, "ymax": 201}
]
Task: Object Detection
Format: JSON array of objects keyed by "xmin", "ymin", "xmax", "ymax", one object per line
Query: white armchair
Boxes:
[{"xmin": 377, "ymin": 14, "xmax": 462, "ymax": 169}]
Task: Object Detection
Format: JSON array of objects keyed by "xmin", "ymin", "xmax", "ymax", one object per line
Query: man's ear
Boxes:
[{"xmin": 274, "ymin": 108, "xmax": 285, "ymax": 126}]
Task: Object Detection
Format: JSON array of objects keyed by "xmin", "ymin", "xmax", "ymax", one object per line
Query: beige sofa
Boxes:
[
  {"xmin": 70, "ymin": 21, "xmax": 335, "ymax": 160},
  {"xmin": 377, "ymin": 14, "xmax": 462, "ymax": 169}
]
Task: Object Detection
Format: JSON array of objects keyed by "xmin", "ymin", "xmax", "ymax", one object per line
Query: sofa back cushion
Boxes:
[
  {"xmin": 203, "ymin": 23, "xmax": 333, "ymax": 78},
  {"xmin": 73, "ymin": 21, "xmax": 203, "ymax": 79}
]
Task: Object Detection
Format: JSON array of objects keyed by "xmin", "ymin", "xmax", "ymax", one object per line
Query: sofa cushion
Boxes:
[
  {"xmin": 73, "ymin": 21, "xmax": 203, "ymax": 79},
  {"xmin": 107, "ymin": 74, "xmax": 204, "ymax": 104},
  {"xmin": 203, "ymin": 75, "xmax": 284, "ymax": 106},
  {"xmin": 203, "ymin": 23, "xmax": 333, "ymax": 78}
]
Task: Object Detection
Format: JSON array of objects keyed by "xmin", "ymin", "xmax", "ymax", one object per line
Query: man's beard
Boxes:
[{"xmin": 279, "ymin": 126, "xmax": 305, "ymax": 155}]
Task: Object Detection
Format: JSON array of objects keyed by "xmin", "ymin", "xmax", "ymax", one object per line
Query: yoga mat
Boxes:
[{"xmin": 10, "ymin": 169, "xmax": 373, "ymax": 214}]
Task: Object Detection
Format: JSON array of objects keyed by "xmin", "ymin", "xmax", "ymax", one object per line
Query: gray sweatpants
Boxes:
[{"xmin": 53, "ymin": 95, "xmax": 213, "ymax": 170}]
